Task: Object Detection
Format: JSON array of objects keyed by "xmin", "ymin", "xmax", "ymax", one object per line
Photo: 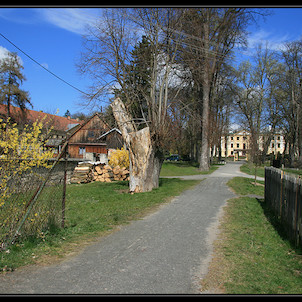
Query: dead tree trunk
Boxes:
[{"xmin": 111, "ymin": 98, "xmax": 163, "ymax": 193}]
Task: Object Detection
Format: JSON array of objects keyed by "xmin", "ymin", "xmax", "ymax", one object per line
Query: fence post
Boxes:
[
  {"xmin": 280, "ymin": 170, "xmax": 284, "ymax": 218},
  {"xmin": 294, "ymin": 176, "xmax": 300, "ymax": 246},
  {"xmin": 62, "ymin": 146, "xmax": 68, "ymax": 228}
]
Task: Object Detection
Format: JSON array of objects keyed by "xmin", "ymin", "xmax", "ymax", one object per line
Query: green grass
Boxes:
[
  {"xmin": 227, "ymin": 177, "xmax": 264, "ymax": 196},
  {"xmin": 0, "ymin": 178, "xmax": 199, "ymax": 272},
  {"xmin": 282, "ymin": 168, "xmax": 302, "ymax": 177},
  {"xmin": 240, "ymin": 162, "xmax": 266, "ymax": 178},
  {"xmin": 241, "ymin": 162, "xmax": 302, "ymax": 178},
  {"xmin": 214, "ymin": 177, "xmax": 302, "ymax": 294},
  {"xmin": 160, "ymin": 161, "xmax": 219, "ymax": 176}
]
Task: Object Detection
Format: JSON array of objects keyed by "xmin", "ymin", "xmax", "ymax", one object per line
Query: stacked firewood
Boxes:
[
  {"xmin": 71, "ymin": 163, "xmax": 130, "ymax": 184},
  {"xmin": 70, "ymin": 162, "xmax": 94, "ymax": 184},
  {"xmin": 93, "ymin": 164, "xmax": 130, "ymax": 182}
]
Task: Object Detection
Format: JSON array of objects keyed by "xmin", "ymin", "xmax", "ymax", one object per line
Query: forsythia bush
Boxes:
[
  {"xmin": 108, "ymin": 147, "xmax": 130, "ymax": 169},
  {"xmin": 0, "ymin": 118, "xmax": 54, "ymax": 208}
]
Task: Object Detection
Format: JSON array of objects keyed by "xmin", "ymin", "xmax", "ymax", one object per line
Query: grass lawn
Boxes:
[
  {"xmin": 240, "ymin": 162, "xmax": 266, "ymax": 178},
  {"xmin": 160, "ymin": 161, "xmax": 219, "ymax": 176},
  {"xmin": 227, "ymin": 177, "xmax": 264, "ymax": 196},
  {"xmin": 202, "ymin": 177, "xmax": 302, "ymax": 294},
  {"xmin": 282, "ymin": 168, "xmax": 302, "ymax": 177},
  {"xmin": 241, "ymin": 162, "xmax": 302, "ymax": 178},
  {"xmin": 0, "ymin": 178, "xmax": 199, "ymax": 272}
]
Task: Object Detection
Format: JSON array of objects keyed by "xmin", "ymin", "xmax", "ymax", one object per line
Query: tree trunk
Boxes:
[
  {"xmin": 111, "ymin": 98, "xmax": 163, "ymax": 193},
  {"xmin": 199, "ymin": 14, "xmax": 210, "ymax": 171},
  {"xmin": 199, "ymin": 84, "xmax": 210, "ymax": 171}
]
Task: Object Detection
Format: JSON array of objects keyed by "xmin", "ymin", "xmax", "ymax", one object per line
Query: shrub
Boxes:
[{"xmin": 108, "ymin": 147, "xmax": 129, "ymax": 169}]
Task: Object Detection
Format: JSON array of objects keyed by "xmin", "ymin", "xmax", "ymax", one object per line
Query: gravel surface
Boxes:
[{"xmin": 0, "ymin": 161, "xmax": 247, "ymax": 294}]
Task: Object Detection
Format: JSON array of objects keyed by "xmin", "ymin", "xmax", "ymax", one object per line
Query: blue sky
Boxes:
[{"xmin": 0, "ymin": 7, "xmax": 302, "ymax": 117}]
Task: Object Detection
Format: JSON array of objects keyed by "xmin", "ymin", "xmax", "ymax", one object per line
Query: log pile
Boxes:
[
  {"xmin": 70, "ymin": 162, "xmax": 94, "ymax": 184},
  {"xmin": 93, "ymin": 164, "xmax": 129, "ymax": 182},
  {"xmin": 70, "ymin": 162, "xmax": 130, "ymax": 184}
]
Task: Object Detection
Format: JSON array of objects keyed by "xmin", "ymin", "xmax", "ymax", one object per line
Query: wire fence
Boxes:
[{"xmin": 0, "ymin": 144, "xmax": 78, "ymax": 250}]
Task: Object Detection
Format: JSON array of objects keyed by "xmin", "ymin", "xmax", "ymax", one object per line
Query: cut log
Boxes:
[
  {"xmin": 112, "ymin": 165, "xmax": 121, "ymax": 174},
  {"xmin": 103, "ymin": 165, "xmax": 112, "ymax": 171},
  {"xmin": 95, "ymin": 165, "xmax": 103, "ymax": 174}
]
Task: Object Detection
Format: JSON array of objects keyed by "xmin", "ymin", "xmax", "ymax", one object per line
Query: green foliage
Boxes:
[
  {"xmin": 0, "ymin": 51, "xmax": 32, "ymax": 117},
  {"xmin": 113, "ymin": 35, "xmax": 151, "ymax": 122}
]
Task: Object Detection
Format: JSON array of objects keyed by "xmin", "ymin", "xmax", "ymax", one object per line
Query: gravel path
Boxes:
[{"xmin": 0, "ymin": 161, "xmax": 249, "ymax": 294}]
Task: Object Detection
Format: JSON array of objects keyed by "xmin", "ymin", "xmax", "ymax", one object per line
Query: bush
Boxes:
[{"xmin": 108, "ymin": 147, "xmax": 129, "ymax": 169}]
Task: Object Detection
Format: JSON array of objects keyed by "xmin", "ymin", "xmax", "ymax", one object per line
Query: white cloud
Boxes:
[
  {"xmin": 0, "ymin": 8, "xmax": 99, "ymax": 35},
  {"xmin": 0, "ymin": 8, "xmax": 38, "ymax": 25},
  {"xmin": 0, "ymin": 45, "xmax": 9, "ymax": 60},
  {"xmin": 40, "ymin": 8, "xmax": 99, "ymax": 35},
  {"xmin": 0, "ymin": 45, "xmax": 23, "ymax": 65},
  {"xmin": 247, "ymin": 29, "xmax": 292, "ymax": 52}
]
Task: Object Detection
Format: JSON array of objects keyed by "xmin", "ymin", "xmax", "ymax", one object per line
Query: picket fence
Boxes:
[{"xmin": 265, "ymin": 167, "xmax": 302, "ymax": 248}]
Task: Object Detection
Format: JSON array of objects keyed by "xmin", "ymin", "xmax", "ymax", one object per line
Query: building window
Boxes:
[
  {"xmin": 79, "ymin": 147, "xmax": 86, "ymax": 155},
  {"xmin": 237, "ymin": 143, "xmax": 240, "ymax": 148},
  {"xmin": 231, "ymin": 137, "xmax": 233, "ymax": 140},
  {"xmin": 237, "ymin": 137, "xmax": 240, "ymax": 140},
  {"xmin": 278, "ymin": 143, "xmax": 280, "ymax": 148},
  {"xmin": 243, "ymin": 143, "xmax": 246, "ymax": 149},
  {"xmin": 231, "ymin": 143, "xmax": 233, "ymax": 148}
]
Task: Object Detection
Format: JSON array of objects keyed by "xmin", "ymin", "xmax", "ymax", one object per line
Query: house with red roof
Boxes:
[{"xmin": 0, "ymin": 104, "xmax": 123, "ymax": 162}]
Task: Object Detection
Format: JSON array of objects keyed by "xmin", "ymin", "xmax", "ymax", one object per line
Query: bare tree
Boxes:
[{"xmin": 79, "ymin": 8, "xmax": 186, "ymax": 192}]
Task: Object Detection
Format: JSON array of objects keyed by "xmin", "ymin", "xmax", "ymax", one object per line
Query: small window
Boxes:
[
  {"xmin": 237, "ymin": 143, "xmax": 240, "ymax": 148},
  {"xmin": 231, "ymin": 143, "xmax": 233, "ymax": 148},
  {"xmin": 79, "ymin": 147, "xmax": 86, "ymax": 155},
  {"xmin": 231, "ymin": 137, "xmax": 233, "ymax": 140},
  {"xmin": 237, "ymin": 137, "xmax": 240, "ymax": 140}
]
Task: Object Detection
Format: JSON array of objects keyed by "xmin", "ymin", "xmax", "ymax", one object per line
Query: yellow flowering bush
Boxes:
[
  {"xmin": 0, "ymin": 118, "xmax": 55, "ymax": 246},
  {"xmin": 108, "ymin": 147, "xmax": 130, "ymax": 169},
  {"xmin": 0, "ymin": 118, "xmax": 53, "ymax": 207}
]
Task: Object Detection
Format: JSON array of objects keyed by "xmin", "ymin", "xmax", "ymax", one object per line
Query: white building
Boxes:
[{"xmin": 220, "ymin": 130, "xmax": 286, "ymax": 158}]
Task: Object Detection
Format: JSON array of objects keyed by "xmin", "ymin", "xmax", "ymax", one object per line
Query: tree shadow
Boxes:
[{"xmin": 256, "ymin": 197, "xmax": 302, "ymax": 255}]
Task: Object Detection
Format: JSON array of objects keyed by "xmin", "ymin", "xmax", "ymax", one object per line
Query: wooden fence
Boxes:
[{"xmin": 265, "ymin": 167, "xmax": 302, "ymax": 248}]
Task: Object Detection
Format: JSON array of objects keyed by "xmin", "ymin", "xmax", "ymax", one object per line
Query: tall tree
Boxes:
[
  {"xmin": 0, "ymin": 51, "xmax": 31, "ymax": 120},
  {"xmin": 180, "ymin": 8, "xmax": 261, "ymax": 170},
  {"xmin": 280, "ymin": 40, "xmax": 302, "ymax": 165},
  {"xmin": 113, "ymin": 35, "xmax": 151, "ymax": 125}
]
